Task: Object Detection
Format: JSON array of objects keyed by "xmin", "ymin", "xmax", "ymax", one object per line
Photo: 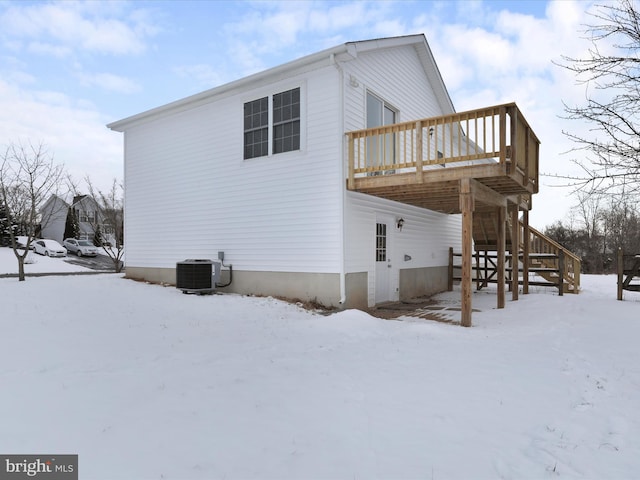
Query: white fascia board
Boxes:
[{"xmin": 419, "ymin": 36, "xmax": 456, "ymax": 115}]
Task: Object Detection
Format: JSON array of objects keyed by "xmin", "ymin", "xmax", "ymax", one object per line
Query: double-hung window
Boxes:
[
  {"xmin": 243, "ymin": 97, "xmax": 269, "ymax": 160},
  {"xmin": 80, "ymin": 210, "xmax": 97, "ymax": 223},
  {"xmin": 272, "ymin": 88, "xmax": 300, "ymax": 154},
  {"xmin": 243, "ymin": 87, "xmax": 300, "ymax": 159}
]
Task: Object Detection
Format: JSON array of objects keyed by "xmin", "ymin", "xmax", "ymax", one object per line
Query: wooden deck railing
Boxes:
[
  {"xmin": 449, "ymin": 223, "xmax": 581, "ymax": 294},
  {"xmin": 617, "ymin": 249, "xmax": 640, "ymax": 299},
  {"xmin": 522, "ymin": 223, "xmax": 581, "ymax": 293},
  {"xmin": 347, "ymin": 102, "xmax": 539, "ymax": 191}
]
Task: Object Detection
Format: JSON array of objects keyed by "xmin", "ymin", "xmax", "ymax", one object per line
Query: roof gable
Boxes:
[
  {"xmin": 41, "ymin": 194, "xmax": 69, "ymax": 212},
  {"xmin": 107, "ymin": 34, "xmax": 454, "ymax": 131}
]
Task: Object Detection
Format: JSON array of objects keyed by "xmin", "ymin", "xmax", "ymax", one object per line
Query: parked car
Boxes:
[
  {"xmin": 15, "ymin": 236, "xmax": 34, "ymax": 250},
  {"xmin": 33, "ymin": 239, "xmax": 67, "ymax": 257},
  {"xmin": 63, "ymin": 238, "xmax": 99, "ymax": 257}
]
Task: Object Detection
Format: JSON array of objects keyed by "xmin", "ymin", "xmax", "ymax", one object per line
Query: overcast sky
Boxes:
[{"xmin": 0, "ymin": 0, "xmax": 606, "ymax": 228}]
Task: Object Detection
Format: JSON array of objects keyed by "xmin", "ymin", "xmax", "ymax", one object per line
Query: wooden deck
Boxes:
[
  {"xmin": 347, "ymin": 103, "xmax": 539, "ymax": 214},
  {"xmin": 345, "ymin": 103, "xmax": 581, "ymax": 326}
]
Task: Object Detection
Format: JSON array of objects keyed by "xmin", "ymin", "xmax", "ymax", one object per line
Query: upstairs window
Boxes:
[
  {"xmin": 79, "ymin": 210, "xmax": 97, "ymax": 223},
  {"xmin": 243, "ymin": 97, "xmax": 268, "ymax": 160},
  {"xmin": 273, "ymin": 88, "xmax": 300, "ymax": 154},
  {"xmin": 243, "ymin": 87, "xmax": 301, "ymax": 159}
]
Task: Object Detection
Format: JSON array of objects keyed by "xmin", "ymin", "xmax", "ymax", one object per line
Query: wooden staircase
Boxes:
[
  {"xmin": 454, "ymin": 211, "xmax": 581, "ymax": 294},
  {"xmin": 525, "ymin": 224, "xmax": 581, "ymax": 294}
]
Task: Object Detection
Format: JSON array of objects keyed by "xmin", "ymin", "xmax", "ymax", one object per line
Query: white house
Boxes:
[
  {"xmin": 40, "ymin": 194, "xmax": 114, "ymax": 245},
  {"xmin": 39, "ymin": 195, "xmax": 68, "ymax": 244},
  {"xmin": 108, "ymin": 34, "xmax": 550, "ymax": 318}
]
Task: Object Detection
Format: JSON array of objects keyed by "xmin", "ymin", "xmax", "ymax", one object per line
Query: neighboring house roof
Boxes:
[
  {"xmin": 72, "ymin": 195, "xmax": 99, "ymax": 211},
  {"xmin": 40, "ymin": 194, "xmax": 99, "ymax": 215},
  {"xmin": 40, "ymin": 194, "xmax": 68, "ymax": 210},
  {"xmin": 72, "ymin": 195, "xmax": 88, "ymax": 205},
  {"xmin": 107, "ymin": 34, "xmax": 455, "ymax": 132}
]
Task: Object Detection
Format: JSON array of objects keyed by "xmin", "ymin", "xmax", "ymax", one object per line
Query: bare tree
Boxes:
[
  {"xmin": 602, "ymin": 198, "xmax": 640, "ymax": 254},
  {"xmin": 545, "ymin": 194, "xmax": 640, "ymax": 272},
  {"xmin": 557, "ymin": 0, "xmax": 640, "ymax": 197},
  {"xmin": 0, "ymin": 141, "xmax": 65, "ymax": 281},
  {"xmin": 84, "ymin": 178, "xmax": 124, "ymax": 273}
]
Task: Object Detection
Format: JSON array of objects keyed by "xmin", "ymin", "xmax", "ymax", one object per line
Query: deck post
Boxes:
[
  {"xmin": 475, "ymin": 250, "xmax": 480, "ymax": 291},
  {"xmin": 509, "ymin": 105, "xmax": 518, "ymax": 175},
  {"xmin": 558, "ymin": 249, "xmax": 565, "ymax": 296},
  {"xmin": 448, "ymin": 247, "xmax": 454, "ymax": 292},
  {"xmin": 347, "ymin": 134, "xmax": 355, "ymax": 190},
  {"xmin": 522, "ymin": 209, "xmax": 530, "ymax": 294},
  {"xmin": 497, "ymin": 206, "xmax": 506, "ymax": 309},
  {"xmin": 415, "ymin": 121, "xmax": 424, "ymax": 183},
  {"xmin": 499, "ymin": 106, "xmax": 507, "ymax": 168},
  {"xmin": 617, "ymin": 247, "xmax": 624, "ymax": 301},
  {"xmin": 497, "ymin": 207, "xmax": 507, "ymax": 308},
  {"xmin": 511, "ymin": 205, "xmax": 519, "ymax": 301},
  {"xmin": 524, "ymin": 126, "xmax": 530, "ymax": 187},
  {"xmin": 460, "ymin": 178, "xmax": 474, "ymax": 327}
]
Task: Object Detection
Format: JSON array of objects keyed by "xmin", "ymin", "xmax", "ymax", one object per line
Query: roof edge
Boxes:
[
  {"xmin": 107, "ymin": 34, "xmax": 454, "ymax": 131},
  {"xmin": 107, "ymin": 42, "xmax": 351, "ymax": 131}
]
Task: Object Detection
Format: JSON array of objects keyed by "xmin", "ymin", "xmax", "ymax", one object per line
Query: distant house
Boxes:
[
  {"xmin": 40, "ymin": 194, "xmax": 114, "ymax": 244},
  {"xmin": 108, "ymin": 34, "xmax": 558, "ymax": 319},
  {"xmin": 38, "ymin": 195, "xmax": 68, "ymax": 244}
]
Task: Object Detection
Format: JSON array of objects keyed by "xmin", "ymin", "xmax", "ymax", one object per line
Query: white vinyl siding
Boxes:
[
  {"xmin": 345, "ymin": 191, "xmax": 462, "ymax": 306},
  {"xmin": 119, "ymin": 37, "xmax": 462, "ymax": 305},
  {"xmin": 39, "ymin": 197, "xmax": 68, "ymax": 244},
  {"xmin": 343, "ymin": 44, "xmax": 448, "ymax": 133},
  {"xmin": 340, "ymin": 44, "xmax": 461, "ymax": 305},
  {"xmin": 124, "ymin": 67, "xmax": 342, "ymax": 273}
]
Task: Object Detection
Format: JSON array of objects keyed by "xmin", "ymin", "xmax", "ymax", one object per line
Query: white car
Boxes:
[
  {"xmin": 33, "ymin": 239, "xmax": 67, "ymax": 257},
  {"xmin": 14, "ymin": 236, "xmax": 34, "ymax": 250},
  {"xmin": 63, "ymin": 238, "xmax": 99, "ymax": 257}
]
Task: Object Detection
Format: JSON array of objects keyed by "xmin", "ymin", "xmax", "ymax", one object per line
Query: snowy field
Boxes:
[
  {"xmin": 0, "ymin": 247, "xmax": 93, "ymax": 275},
  {"xmin": 1, "ymin": 249, "xmax": 639, "ymax": 479}
]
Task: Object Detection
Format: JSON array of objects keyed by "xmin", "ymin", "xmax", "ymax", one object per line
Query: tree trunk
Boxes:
[{"xmin": 18, "ymin": 257, "xmax": 25, "ymax": 281}]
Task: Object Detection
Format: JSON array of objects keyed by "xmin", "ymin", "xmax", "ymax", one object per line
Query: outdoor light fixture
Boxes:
[{"xmin": 396, "ymin": 218, "xmax": 405, "ymax": 231}]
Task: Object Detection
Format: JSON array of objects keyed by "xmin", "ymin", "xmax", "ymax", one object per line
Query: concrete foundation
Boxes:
[
  {"xmin": 399, "ymin": 266, "xmax": 449, "ymax": 301},
  {"xmin": 125, "ymin": 265, "xmax": 447, "ymax": 310}
]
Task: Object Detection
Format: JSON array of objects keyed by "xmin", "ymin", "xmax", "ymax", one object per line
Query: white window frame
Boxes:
[
  {"xmin": 243, "ymin": 83, "xmax": 305, "ymax": 160},
  {"xmin": 365, "ymin": 90, "xmax": 399, "ymax": 170},
  {"xmin": 79, "ymin": 210, "xmax": 97, "ymax": 223}
]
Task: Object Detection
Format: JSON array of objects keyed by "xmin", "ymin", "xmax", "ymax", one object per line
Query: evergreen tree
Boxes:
[
  {"xmin": 93, "ymin": 224, "xmax": 103, "ymax": 246},
  {"xmin": 63, "ymin": 207, "xmax": 80, "ymax": 239},
  {"xmin": 0, "ymin": 203, "xmax": 10, "ymax": 246}
]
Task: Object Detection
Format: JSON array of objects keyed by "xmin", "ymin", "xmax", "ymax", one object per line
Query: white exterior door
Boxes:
[{"xmin": 375, "ymin": 216, "xmax": 397, "ymax": 303}]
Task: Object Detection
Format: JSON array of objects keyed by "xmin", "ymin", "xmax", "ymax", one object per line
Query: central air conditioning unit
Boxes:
[{"xmin": 176, "ymin": 259, "xmax": 221, "ymax": 294}]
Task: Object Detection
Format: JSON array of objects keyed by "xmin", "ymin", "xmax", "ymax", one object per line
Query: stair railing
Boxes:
[{"xmin": 521, "ymin": 222, "xmax": 581, "ymax": 293}]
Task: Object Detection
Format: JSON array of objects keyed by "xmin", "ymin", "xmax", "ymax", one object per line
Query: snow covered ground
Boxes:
[
  {"xmin": 0, "ymin": 247, "xmax": 93, "ymax": 275},
  {"xmin": 1, "ymin": 248, "xmax": 639, "ymax": 479}
]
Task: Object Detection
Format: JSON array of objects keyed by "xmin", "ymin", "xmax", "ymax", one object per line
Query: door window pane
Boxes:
[{"xmin": 376, "ymin": 223, "xmax": 387, "ymax": 262}]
